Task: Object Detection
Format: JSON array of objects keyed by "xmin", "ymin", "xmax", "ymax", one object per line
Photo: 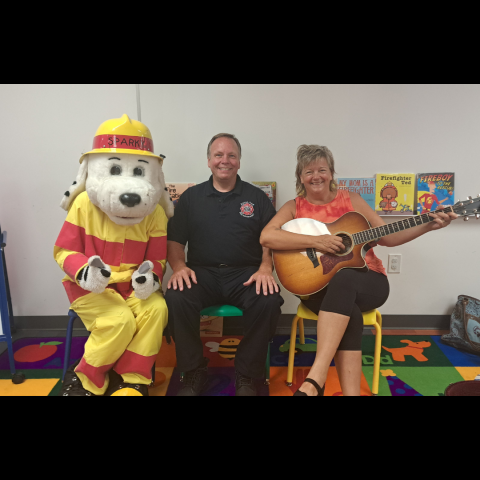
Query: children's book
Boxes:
[
  {"xmin": 166, "ymin": 183, "xmax": 195, "ymax": 208},
  {"xmin": 337, "ymin": 178, "xmax": 376, "ymax": 210},
  {"xmin": 416, "ymin": 172, "xmax": 455, "ymax": 213},
  {"xmin": 375, "ymin": 173, "xmax": 415, "ymax": 215},
  {"xmin": 251, "ymin": 181, "xmax": 277, "ymax": 209}
]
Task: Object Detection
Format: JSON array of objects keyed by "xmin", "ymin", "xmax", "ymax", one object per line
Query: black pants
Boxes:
[
  {"xmin": 301, "ymin": 269, "xmax": 389, "ymax": 351},
  {"xmin": 165, "ymin": 266, "xmax": 284, "ymax": 378}
]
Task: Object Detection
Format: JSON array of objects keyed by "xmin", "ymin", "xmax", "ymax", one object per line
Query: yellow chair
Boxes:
[{"xmin": 286, "ymin": 302, "xmax": 383, "ymax": 395}]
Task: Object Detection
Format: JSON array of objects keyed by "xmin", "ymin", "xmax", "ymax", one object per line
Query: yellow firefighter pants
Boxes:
[{"xmin": 70, "ymin": 288, "xmax": 168, "ymax": 395}]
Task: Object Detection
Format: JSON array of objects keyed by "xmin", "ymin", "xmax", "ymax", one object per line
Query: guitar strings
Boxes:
[{"xmin": 351, "ymin": 205, "xmax": 457, "ymax": 246}]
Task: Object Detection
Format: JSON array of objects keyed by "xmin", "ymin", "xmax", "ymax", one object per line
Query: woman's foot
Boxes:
[{"xmin": 293, "ymin": 378, "xmax": 325, "ymax": 396}]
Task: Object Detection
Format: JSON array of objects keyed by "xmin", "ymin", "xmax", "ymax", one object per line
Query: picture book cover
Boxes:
[
  {"xmin": 416, "ymin": 172, "xmax": 455, "ymax": 213},
  {"xmin": 337, "ymin": 177, "xmax": 376, "ymax": 210},
  {"xmin": 166, "ymin": 183, "xmax": 196, "ymax": 208},
  {"xmin": 375, "ymin": 173, "xmax": 415, "ymax": 215},
  {"xmin": 251, "ymin": 181, "xmax": 276, "ymax": 209}
]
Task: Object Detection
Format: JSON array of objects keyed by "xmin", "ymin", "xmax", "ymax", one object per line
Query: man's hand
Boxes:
[
  {"xmin": 167, "ymin": 265, "xmax": 198, "ymax": 291},
  {"xmin": 132, "ymin": 261, "xmax": 160, "ymax": 300},
  {"xmin": 243, "ymin": 267, "xmax": 279, "ymax": 295},
  {"xmin": 77, "ymin": 255, "xmax": 111, "ymax": 294}
]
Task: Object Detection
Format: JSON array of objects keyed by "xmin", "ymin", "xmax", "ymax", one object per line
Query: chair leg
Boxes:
[
  {"xmin": 298, "ymin": 317, "xmax": 305, "ymax": 344},
  {"xmin": 286, "ymin": 315, "xmax": 301, "ymax": 386},
  {"xmin": 62, "ymin": 314, "xmax": 77, "ymax": 382},
  {"xmin": 372, "ymin": 321, "xmax": 382, "ymax": 396},
  {"xmin": 264, "ymin": 341, "xmax": 271, "ymax": 385},
  {"xmin": 151, "ymin": 362, "xmax": 156, "ymax": 385}
]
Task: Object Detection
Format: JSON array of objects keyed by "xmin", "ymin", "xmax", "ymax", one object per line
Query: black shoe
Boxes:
[
  {"xmin": 235, "ymin": 372, "xmax": 257, "ymax": 396},
  {"xmin": 59, "ymin": 360, "xmax": 96, "ymax": 397},
  {"xmin": 293, "ymin": 378, "xmax": 325, "ymax": 396},
  {"xmin": 177, "ymin": 358, "xmax": 209, "ymax": 396}
]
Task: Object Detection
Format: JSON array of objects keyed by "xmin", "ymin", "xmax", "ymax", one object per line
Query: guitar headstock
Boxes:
[{"xmin": 452, "ymin": 194, "xmax": 480, "ymax": 221}]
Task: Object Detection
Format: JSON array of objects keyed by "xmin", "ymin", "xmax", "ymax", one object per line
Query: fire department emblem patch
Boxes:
[{"xmin": 240, "ymin": 201, "xmax": 255, "ymax": 217}]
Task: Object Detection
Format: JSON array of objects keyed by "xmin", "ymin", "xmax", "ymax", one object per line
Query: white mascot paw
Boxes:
[
  {"xmin": 78, "ymin": 256, "xmax": 111, "ymax": 294},
  {"xmin": 132, "ymin": 261, "xmax": 160, "ymax": 300}
]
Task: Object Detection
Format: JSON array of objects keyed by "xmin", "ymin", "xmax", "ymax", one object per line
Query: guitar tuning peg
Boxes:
[
  {"xmin": 464, "ymin": 216, "xmax": 470, "ymax": 221},
  {"xmin": 476, "ymin": 214, "xmax": 480, "ymax": 219},
  {"xmin": 467, "ymin": 196, "xmax": 473, "ymax": 200}
]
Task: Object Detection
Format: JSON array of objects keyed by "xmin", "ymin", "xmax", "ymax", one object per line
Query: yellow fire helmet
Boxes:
[{"xmin": 79, "ymin": 114, "xmax": 165, "ymax": 163}]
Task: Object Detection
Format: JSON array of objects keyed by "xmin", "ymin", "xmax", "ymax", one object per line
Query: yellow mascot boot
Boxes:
[{"xmin": 106, "ymin": 370, "xmax": 149, "ymax": 397}]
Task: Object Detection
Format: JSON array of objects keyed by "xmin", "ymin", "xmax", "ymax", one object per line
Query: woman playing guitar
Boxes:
[{"xmin": 260, "ymin": 145, "xmax": 457, "ymax": 396}]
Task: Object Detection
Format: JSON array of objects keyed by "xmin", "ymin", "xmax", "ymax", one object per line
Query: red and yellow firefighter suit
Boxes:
[{"xmin": 54, "ymin": 191, "xmax": 168, "ymax": 395}]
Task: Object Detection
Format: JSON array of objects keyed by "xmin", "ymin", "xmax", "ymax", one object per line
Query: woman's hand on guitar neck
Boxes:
[
  {"xmin": 314, "ymin": 235, "xmax": 346, "ymax": 254},
  {"xmin": 428, "ymin": 205, "xmax": 458, "ymax": 230}
]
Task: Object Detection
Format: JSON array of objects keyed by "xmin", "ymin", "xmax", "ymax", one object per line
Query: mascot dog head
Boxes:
[{"xmin": 60, "ymin": 114, "xmax": 173, "ymax": 224}]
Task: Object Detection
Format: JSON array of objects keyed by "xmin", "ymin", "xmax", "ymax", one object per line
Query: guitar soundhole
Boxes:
[{"xmin": 337, "ymin": 233, "xmax": 353, "ymax": 254}]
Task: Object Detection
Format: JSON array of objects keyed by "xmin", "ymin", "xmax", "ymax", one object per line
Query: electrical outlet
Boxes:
[{"xmin": 388, "ymin": 254, "xmax": 402, "ymax": 273}]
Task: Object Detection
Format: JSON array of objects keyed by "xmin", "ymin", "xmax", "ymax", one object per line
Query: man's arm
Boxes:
[
  {"xmin": 243, "ymin": 246, "xmax": 279, "ymax": 295},
  {"xmin": 166, "ymin": 240, "xmax": 198, "ymax": 291}
]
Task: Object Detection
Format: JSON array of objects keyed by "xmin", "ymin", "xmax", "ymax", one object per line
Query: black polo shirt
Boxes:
[{"xmin": 167, "ymin": 175, "xmax": 276, "ymax": 267}]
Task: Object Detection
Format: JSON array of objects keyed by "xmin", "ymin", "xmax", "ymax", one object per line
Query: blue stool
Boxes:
[
  {"xmin": 62, "ymin": 310, "xmax": 80, "ymax": 381},
  {"xmin": 62, "ymin": 310, "xmax": 171, "ymax": 382},
  {"xmin": 0, "ymin": 229, "xmax": 24, "ymax": 384}
]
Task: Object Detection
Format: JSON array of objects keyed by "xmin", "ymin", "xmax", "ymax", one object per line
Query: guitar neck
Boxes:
[{"xmin": 352, "ymin": 206, "xmax": 455, "ymax": 245}]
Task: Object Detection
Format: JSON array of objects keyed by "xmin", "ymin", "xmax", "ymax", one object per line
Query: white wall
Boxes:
[
  {"xmin": 0, "ymin": 84, "xmax": 137, "ymax": 316},
  {"xmin": 0, "ymin": 84, "xmax": 478, "ymax": 318}
]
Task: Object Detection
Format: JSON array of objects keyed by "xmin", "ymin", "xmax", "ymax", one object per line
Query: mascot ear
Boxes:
[
  {"xmin": 60, "ymin": 156, "xmax": 88, "ymax": 211},
  {"xmin": 157, "ymin": 160, "xmax": 174, "ymax": 219}
]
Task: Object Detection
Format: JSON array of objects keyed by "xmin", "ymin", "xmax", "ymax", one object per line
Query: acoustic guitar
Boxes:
[{"xmin": 273, "ymin": 195, "xmax": 480, "ymax": 296}]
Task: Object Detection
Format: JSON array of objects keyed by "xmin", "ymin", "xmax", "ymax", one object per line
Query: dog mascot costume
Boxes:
[{"xmin": 54, "ymin": 114, "xmax": 173, "ymax": 396}]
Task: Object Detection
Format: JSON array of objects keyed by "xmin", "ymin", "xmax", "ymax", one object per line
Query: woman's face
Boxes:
[{"xmin": 301, "ymin": 158, "xmax": 333, "ymax": 196}]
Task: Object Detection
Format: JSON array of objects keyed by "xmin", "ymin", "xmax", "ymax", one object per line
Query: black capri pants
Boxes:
[{"xmin": 300, "ymin": 269, "xmax": 389, "ymax": 351}]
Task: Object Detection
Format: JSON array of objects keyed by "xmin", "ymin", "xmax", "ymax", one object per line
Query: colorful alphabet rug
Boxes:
[{"xmin": 1, "ymin": 334, "xmax": 479, "ymax": 396}]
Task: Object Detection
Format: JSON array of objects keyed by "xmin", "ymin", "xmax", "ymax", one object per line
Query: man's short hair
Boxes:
[{"xmin": 207, "ymin": 133, "xmax": 242, "ymax": 159}]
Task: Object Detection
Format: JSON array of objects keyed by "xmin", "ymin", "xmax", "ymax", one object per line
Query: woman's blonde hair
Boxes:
[{"xmin": 295, "ymin": 145, "xmax": 337, "ymax": 197}]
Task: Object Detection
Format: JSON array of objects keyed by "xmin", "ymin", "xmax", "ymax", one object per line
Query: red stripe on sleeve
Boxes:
[
  {"xmin": 56, "ymin": 221, "xmax": 85, "ymax": 253},
  {"xmin": 145, "ymin": 236, "xmax": 167, "ymax": 261},
  {"xmin": 63, "ymin": 253, "xmax": 88, "ymax": 281},
  {"xmin": 63, "ymin": 280, "xmax": 90, "ymax": 304}
]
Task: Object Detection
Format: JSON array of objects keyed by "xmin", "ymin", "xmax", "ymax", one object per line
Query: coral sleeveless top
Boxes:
[{"xmin": 294, "ymin": 190, "xmax": 387, "ymax": 276}]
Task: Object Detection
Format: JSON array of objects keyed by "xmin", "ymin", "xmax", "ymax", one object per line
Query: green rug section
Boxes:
[{"xmin": 362, "ymin": 366, "xmax": 465, "ymax": 396}]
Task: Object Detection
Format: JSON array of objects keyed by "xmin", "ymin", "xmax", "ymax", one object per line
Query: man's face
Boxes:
[{"xmin": 208, "ymin": 137, "xmax": 240, "ymax": 183}]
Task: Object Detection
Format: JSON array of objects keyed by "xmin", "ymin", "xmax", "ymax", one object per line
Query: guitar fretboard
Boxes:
[{"xmin": 352, "ymin": 206, "xmax": 454, "ymax": 245}]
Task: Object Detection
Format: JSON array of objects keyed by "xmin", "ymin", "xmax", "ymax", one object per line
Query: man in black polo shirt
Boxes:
[{"xmin": 165, "ymin": 133, "xmax": 284, "ymax": 396}]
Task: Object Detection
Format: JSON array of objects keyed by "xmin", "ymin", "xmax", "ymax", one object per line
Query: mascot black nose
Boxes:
[{"xmin": 120, "ymin": 193, "xmax": 141, "ymax": 207}]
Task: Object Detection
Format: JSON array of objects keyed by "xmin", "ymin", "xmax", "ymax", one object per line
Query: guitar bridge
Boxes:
[{"xmin": 306, "ymin": 248, "xmax": 320, "ymax": 268}]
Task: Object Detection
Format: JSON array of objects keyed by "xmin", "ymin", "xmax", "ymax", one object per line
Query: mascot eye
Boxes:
[
  {"xmin": 110, "ymin": 165, "xmax": 122, "ymax": 175},
  {"xmin": 133, "ymin": 167, "xmax": 144, "ymax": 177}
]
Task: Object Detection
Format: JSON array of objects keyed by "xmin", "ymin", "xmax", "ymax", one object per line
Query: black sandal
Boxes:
[{"xmin": 293, "ymin": 378, "xmax": 325, "ymax": 396}]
